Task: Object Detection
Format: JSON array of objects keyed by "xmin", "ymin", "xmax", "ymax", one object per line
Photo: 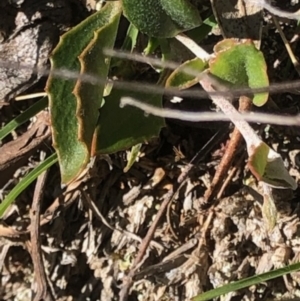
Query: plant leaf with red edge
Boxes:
[
  {"xmin": 74, "ymin": 5, "xmax": 121, "ymax": 156},
  {"xmin": 166, "ymin": 58, "xmax": 207, "ymax": 90},
  {"xmin": 46, "ymin": 2, "xmax": 121, "ymax": 183}
]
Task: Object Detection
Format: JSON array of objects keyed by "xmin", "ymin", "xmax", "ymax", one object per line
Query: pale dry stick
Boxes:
[
  {"xmin": 272, "ymin": 16, "xmax": 300, "ymax": 76},
  {"xmin": 176, "ymin": 12, "xmax": 258, "ymax": 205},
  {"xmin": 249, "ymin": 0, "xmax": 300, "ymax": 20},
  {"xmin": 133, "ymin": 238, "xmax": 198, "ymax": 280},
  {"xmin": 175, "ymin": 34, "xmax": 212, "ymax": 61},
  {"xmin": 0, "ymin": 58, "xmax": 216, "ymax": 105},
  {"xmin": 3, "ymin": 71, "xmax": 300, "ymax": 126},
  {"xmin": 81, "ymin": 190, "xmax": 164, "ymax": 251},
  {"xmin": 167, "ymin": 128, "xmax": 228, "ymax": 238},
  {"xmin": 104, "ymin": 48, "xmax": 200, "ymax": 76},
  {"xmin": 170, "ymin": 35, "xmax": 253, "ymax": 204},
  {"xmin": 30, "ymin": 171, "xmax": 54, "ymax": 301},
  {"xmin": 119, "ymin": 35, "xmax": 297, "ymax": 191},
  {"xmin": 199, "ymin": 75, "xmax": 297, "ymax": 191},
  {"xmin": 166, "ymin": 200, "xmax": 179, "ymax": 239},
  {"xmin": 15, "ymin": 92, "xmax": 47, "ymax": 101},
  {"xmin": 119, "ymin": 188, "xmax": 174, "ymax": 301},
  {"xmin": 194, "ymin": 205, "xmax": 216, "ymax": 259},
  {"xmin": 203, "ymin": 96, "xmax": 252, "ymax": 204},
  {"xmin": 2, "ymin": 38, "xmax": 300, "ymax": 103},
  {"xmin": 162, "ymin": 238, "xmax": 199, "ymax": 262},
  {"xmin": 175, "ymin": 33, "xmax": 297, "ymax": 189},
  {"xmin": 120, "ymin": 141, "xmax": 218, "ymax": 299},
  {"xmin": 199, "ymin": 74, "xmax": 261, "ymax": 148},
  {"xmin": 216, "ymin": 154, "xmax": 245, "ymax": 199},
  {"xmin": 189, "ymin": 195, "xmax": 227, "ymax": 281},
  {"xmin": 0, "ymin": 55, "xmax": 202, "ymax": 101},
  {"xmin": 120, "ymin": 97, "xmax": 300, "ymax": 126},
  {"xmin": 0, "ymin": 243, "xmax": 12, "ymax": 271},
  {"xmin": 3, "ymin": 56, "xmax": 300, "ymax": 103},
  {"xmin": 203, "ymin": 127, "xmax": 242, "ymax": 203},
  {"xmin": 120, "ymin": 131, "xmax": 228, "ymax": 299},
  {"xmin": 2, "ymin": 48, "xmax": 300, "ymax": 128},
  {"xmin": 105, "ymin": 47, "xmax": 300, "ymax": 99}
]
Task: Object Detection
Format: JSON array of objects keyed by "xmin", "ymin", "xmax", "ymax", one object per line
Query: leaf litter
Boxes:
[{"xmin": 0, "ymin": 1, "xmax": 300, "ymax": 301}]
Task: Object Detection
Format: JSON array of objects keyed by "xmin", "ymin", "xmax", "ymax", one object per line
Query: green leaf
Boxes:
[
  {"xmin": 248, "ymin": 142, "xmax": 269, "ymax": 179},
  {"xmin": 109, "ymin": 23, "xmax": 139, "ymax": 78},
  {"xmin": 46, "ymin": 2, "xmax": 122, "ymax": 183},
  {"xmin": 144, "ymin": 37, "xmax": 161, "ymax": 56},
  {"xmin": 248, "ymin": 142, "xmax": 297, "ymax": 189},
  {"xmin": 209, "ymin": 39, "xmax": 269, "ymax": 106},
  {"xmin": 166, "ymin": 57, "xmax": 207, "ymax": 90},
  {"xmin": 93, "ymin": 88, "xmax": 165, "ymax": 154},
  {"xmin": 161, "ymin": 0, "xmax": 202, "ymax": 29},
  {"xmin": 121, "ymin": 23, "xmax": 139, "ymax": 52},
  {"xmin": 262, "ymin": 156, "xmax": 297, "ymax": 189},
  {"xmin": 122, "ymin": 0, "xmax": 201, "ymax": 38},
  {"xmin": 123, "ymin": 143, "xmax": 142, "ymax": 173},
  {"xmin": 0, "ymin": 153, "xmax": 58, "ymax": 217}
]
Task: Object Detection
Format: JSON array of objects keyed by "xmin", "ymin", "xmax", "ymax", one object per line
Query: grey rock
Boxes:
[{"xmin": 0, "ymin": 0, "xmax": 84, "ymax": 101}]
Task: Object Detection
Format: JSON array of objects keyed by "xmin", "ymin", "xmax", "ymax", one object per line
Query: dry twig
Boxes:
[
  {"xmin": 119, "ymin": 188, "xmax": 174, "ymax": 301},
  {"xmin": 30, "ymin": 171, "xmax": 54, "ymax": 301},
  {"xmin": 203, "ymin": 96, "xmax": 252, "ymax": 204}
]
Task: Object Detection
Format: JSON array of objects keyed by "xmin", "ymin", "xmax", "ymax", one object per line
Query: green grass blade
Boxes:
[
  {"xmin": 0, "ymin": 153, "xmax": 58, "ymax": 217},
  {"xmin": 121, "ymin": 23, "xmax": 139, "ymax": 52},
  {"xmin": 194, "ymin": 262, "xmax": 300, "ymax": 301},
  {"xmin": 0, "ymin": 96, "xmax": 48, "ymax": 141}
]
